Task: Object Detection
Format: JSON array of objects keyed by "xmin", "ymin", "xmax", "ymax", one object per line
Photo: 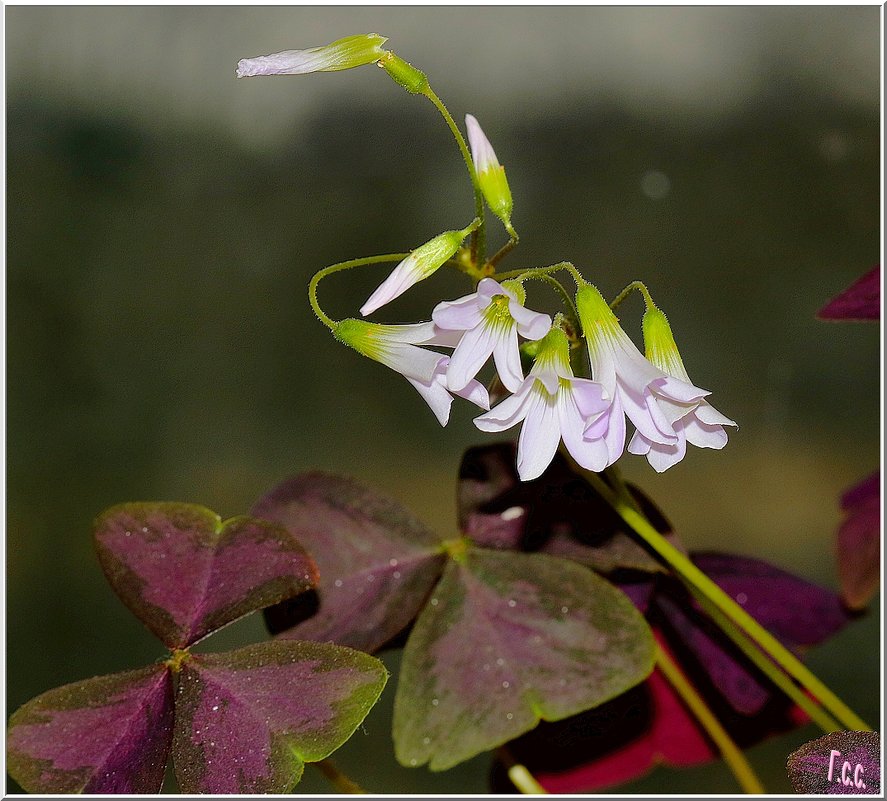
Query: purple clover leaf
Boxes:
[
  {"xmin": 817, "ymin": 266, "xmax": 880, "ymax": 320},
  {"xmin": 254, "ymin": 468, "xmax": 656, "ymax": 771},
  {"xmin": 7, "ymin": 502, "xmax": 388, "ymax": 794},
  {"xmin": 836, "ymin": 471, "xmax": 880, "ymax": 610}
]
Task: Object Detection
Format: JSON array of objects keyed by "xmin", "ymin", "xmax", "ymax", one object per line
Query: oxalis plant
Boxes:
[{"xmin": 7, "ymin": 34, "xmax": 876, "ymax": 795}]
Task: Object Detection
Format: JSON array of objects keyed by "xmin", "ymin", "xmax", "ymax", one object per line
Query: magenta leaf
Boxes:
[
  {"xmin": 787, "ymin": 731, "xmax": 880, "ymax": 794},
  {"xmin": 836, "ymin": 471, "xmax": 880, "ymax": 610},
  {"xmin": 392, "ymin": 548, "xmax": 655, "ymax": 770},
  {"xmin": 171, "ymin": 640, "xmax": 387, "ymax": 793},
  {"xmin": 818, "ymin": 266, "xmax": 880, "ymax": 320},
  {"xmin": 459, "ymin": 443, "xmax": 669, "ymax": 573},
  {"xmin": 94, "ymin": 502, "xmax": 318, "ymax": 649},
  {"xmin": 253, "ymin": 473, "xmax": 447, "ymax": 653},
  {"xmin": 7, "ymin": 664, "xmax": 174, "ymax": 794}
]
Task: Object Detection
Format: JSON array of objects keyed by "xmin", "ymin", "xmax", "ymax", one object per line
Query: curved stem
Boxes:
[
  {"xmin": 497, "ymin": 260, "xmax": 585, "ymax": 287},
  {"xmin": 488, "ymin": 230, "xmax": 519, "ymax": 271},
  {"xmin": 687, "ymin": 584, "xmax": 843, "ymax": 734},
  {"xmin": 581, "ymin": 468, "xmax": 871, "ymax": 732},
  {"xmin": 610, "ymin": 280, "xmax": 655, "ymax": 311},
  {"xmin": 520, "ymin": 272, "xmax": 580, "ymax": 330},
  {"xmin": 308, "ymin": 253, "xmax": 410, "ymax": 330},
  {"xmin": 655, "ymin": 644, "xmax": 766, "ymax": 794},
  {"xmin": 313, "ymin": 759, "xmax": 367, "ymax": 794},
  {"xmin": 423, "ymin": 87, "xmax": 486, "ymax": 266}
]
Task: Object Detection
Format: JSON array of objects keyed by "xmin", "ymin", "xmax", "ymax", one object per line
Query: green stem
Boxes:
[
  {"xmin": 687, "ymin": 584, "xmax": 843, "ymax": 734},
  {"xmin": 497, "ymin": 260, "xmax": 585, "ymax": 287},
  {"xmin": 655, "ymin": 645, "xmax": 766, "ymax": 794},
  {"xmin": 498, "ymin": 748, "xmax": 548, "ymax": 794},
  {"xmin": 308, "ymin": 253, "xmax": 410, "ymax": 331},
  {"xmin": 488, "ymin": 230, "xmax": 519, "ymax": 270},
  {"xmin": 581, "ymin": 468, "xmax": 871, "ymax": 732},
  {"xmin": 313, "ymin": 759, "xmax": 367, "ymax": 794},
  {"xmin": 610, "ymin": 280, "xmax": 655, "ymax": 311},
  {"xmin": 423, "ymin": 87, "xmax": 486, "ymax": 266},
  {"xmin": 519, "ymin": 272, "xmax": 580, "ymax": 332}
]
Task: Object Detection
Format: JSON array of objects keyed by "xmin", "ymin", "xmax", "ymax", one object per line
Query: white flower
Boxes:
[
  {"xmin": 627, "ymin": 306, "xmax": 737, "ymax": 472},
  {"xmin": 465, "ymin": 114, "xmax": 513, "ymax": 228},
  {"xmin": 236, "ymin": 34, "xmax": 388, "ymax": 78},
  {"xmin": 576, "ymin": 283, "xmax": 711, "ymax": 467},
  {"xmin": 432, "ymin": 277, "xmax": 551, "ymax": 393},
  {"xmin": 334, "ymin": 319, "xmax": 488, "ymax": 425},
  {"xmin": 359, "ymin": 222, "xmax": 477, "ymax": 317},
  {"xmin": 474, "ymin": 326, "xmax": 610, "ymax": 481}
]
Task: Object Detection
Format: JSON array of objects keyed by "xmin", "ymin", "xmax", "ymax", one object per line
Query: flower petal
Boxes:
[
  {"xmin": 492, "ymin": 323, "xmax": 524, "ymax": 393},
  {"xmin": 516, "ymin": 391, "xmax": 562, "ymax": 481},
  {"xmin": 439, "ymin": 357, "xmax": 490, "ymax": 411},
  {"xmin": 657, "ymin": 375, "xmax": 710, "ymax": 403},
  {"xmin": 360, "ymin": 254, "xmax": 422, "ymax": 316},
  {"xmin": 510, "ymin": 302, "xmax": 552, "ymax": 341},
  {"xmin": 474, "ymin": 380, "xmax": 534, "ymax": 432},
  {"xmin": 433, "ymin": 293, "xmax": 485, "ymax": 331},
  {"xmin": 465, "ymin": 113, "xmax": 500, "ymax": 173},
  {"xmin": 621, "ymin": 385, "xmax": 677, "ymax": 445},
  {"xmin": 682, "ymin": 417, "xmax": 729, "ymax": 449},
  {"xmin": 377, "ymin": 341, "xmax": 442, "ymax": 383},
  {"xmin": 695, "ymin": 402, "xmax": 737, "ymax": 428},
  {"xmin": 645, "ymin": 437, "xmax": 687, "ymax": 472},
  {"xmin": 559, "ymin": 389, "xmax": 610, "ymax": 472},
  {"xmin": 627, "ymin": 431, "xmax": 652, "ymax": 456},
  {"xmin": 602, "ymin": 394, "xmax": 627, "ymax": 464},
  {"xmin": 447, "ymin": 322, "xmax": 499, "ymax": 391},
  {"xmin": 405, "ymin": 373, "xmax": 454, "ymax": 426},
  {"xmin": 571, "ymin": 378, "xmax": 610, "ymax": 419}
]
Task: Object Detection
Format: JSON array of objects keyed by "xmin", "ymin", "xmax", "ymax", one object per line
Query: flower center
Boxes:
[{"xmin": 483, "ymin": 294, "xmax": 514, "ymax": 330}]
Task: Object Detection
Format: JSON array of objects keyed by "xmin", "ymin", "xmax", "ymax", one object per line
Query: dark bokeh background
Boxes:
[{"xmin": 6, "ymin": 7, "xmax": 881, "ymax": 794}]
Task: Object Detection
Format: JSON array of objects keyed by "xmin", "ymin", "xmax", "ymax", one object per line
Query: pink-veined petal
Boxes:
[
  {"xmin": 433, "ymin": 294, "xmax": 486, "ymax": 331},
  {"xmin": 510, "ymin": 302, "xmax": 552, "ymax": 341},
  {"xmin": 360, "ymin": 255, "xmax": 423, "ymax": 316},
  {"xmin": 657, "ymin": 375, "xmax": 710, "ymax": 403},
  {"xmin": 405, "ymin": 373, "xmax": 454, "ymax": 426},
  {"xmin": 474, "ymin": 381, "xmax": 534, "ymax": 432},
  {"xmin": 438, "ymin": 358, "xmax": 490, "ymax": 410},
  {"xmin": 627, "ymin": 430, "xmax": 652, "ymax": 456},
  {"xmin": 682, "ymin": 417, "xmax": 729, "ymax": 449},
  {"xmin": 559, "ymin": 388, "xmax": 610, "ymax": 472},
  {"xmin": 492, "ymin": 323, "xmax": 524, "ymax": 393},
  {"xmin": 602, "ymin": 394, "xmax": 627, "ymax": 464},
  {"xmin": 571, "ymin": 378, "xmax": 610, "ymax": 418},
  {"xmin": 645, "ymin": 435, "xmax": 687, "ymax": 472},
  {"xmin": 622, "ymin": 385, "xmax": 677, "ymax": 445},
  {"xmin": 516, "ymin": 391, "xmax": 561, "ymax": 481},
  {"xmin": 695, "ymin": 402, "xmax": 737, "ymax": 428},
  {"xmin": 447, "ymin": 322, "xmax": 499, "ymax": 392}
]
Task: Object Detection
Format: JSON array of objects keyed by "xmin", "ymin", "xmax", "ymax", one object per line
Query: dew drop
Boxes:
[
  {"xmin": 736, "ymin": 592, "xmax": 748, "ymax": 605},
  {"xmin": 334, "ymin": 579, "xmax": 343, "ymax": 587},
  {"xmin": 393, "ymin": 571, "xmax": 401, "ymax": 579},
  {"xmin": 561, "ymin": 605, "xmax": 569, "ymax": 614},
  {"xmin": 430, "ymin": 598, "xmax": 439, "ymax": 606},
  {"xmin": 502, "ymin": 681, "xmax": 510, "ymax": 689},
  {"xmin": 496, "ymin": 658, "xmax": 505, "ymax": 666},
  {"xmin": 124, "ymin": 530, "xmax": 131, "ymax": 537},
  {"xmin": 507, "ymin": 599, "xmax": 517, "ymax": 608},
  {"xmin": 431, "ymin": 698, "xmax": 439, "ymax": 706},
  {"xmin": 501, "ymin": 506, "xmax": 524, "ymax": 521},
  {"xmin": 423, "ymin": 737, "xmax": 431, "ymax": 745},
  {"xmin": 506, "ymin": 712, "xmax": 513, "ymax": 720},
  {"xmin": 410, "ymin": 759, "xmax": 418, "ymax": 766},
  {"xmin": 483, "ymin": 662, "xmax": 491, "ymax": 671},
  {"xmin": 367, "ymin": 574, "xmax": 375, "ymax": 582},
  {"xmin": 141, "ymin": 526, "xmax": 148, "ymax": 533},
  {"xmin": 389, "ymin": 558, "xmax": 399, "ymax": 567},
  {"xmin": 532, "ymin": 635, "xmax": 542, "ymax": 645},
  {"xmin": 211, "ymin": 705, "xmax": 219, "ymax": 712}
]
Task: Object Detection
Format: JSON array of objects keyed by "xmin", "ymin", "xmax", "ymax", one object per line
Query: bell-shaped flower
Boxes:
[
  {"xmin": 334, "ymin": 319, "xmax": 488, "ymax": 425},
  {"xmin": 465, "ymin": 114, "xmax": 514, "ymax": 230},
  {"xmin": 474, "ymin": 326, "xmax": 610, "ymax": 481},
  {"xmin": 575, "ymin": 283, "xmax": 710, "ymax": 468},
  {"xmin": 432, "ymin": 277, "xmax": 551, "ymax": 393},
  {"xmin": 359, "ymin": 222, "xmax": 479, "ymax": 317},
  {"xmin": 236, "ymin": 34, "xmax": 388, "ymax": 78},
  {"xmin": 627, "ymin": 306, "xmax": 736, "ymax": 472}
]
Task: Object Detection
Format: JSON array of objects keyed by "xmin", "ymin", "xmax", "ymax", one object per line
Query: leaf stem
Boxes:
[
  {"xmin": 422, "ymin": 86, "xmax": 486, "ymax": 266},
  {"xmin": 581, "ymin": 468, "xmax": 871, "ymax": 732},
  {"xmin": 488, "ymin": 229, "xmax": 519, "ymax": 270},
  {"xmin": 686, "ymin": 584, "xmax": 843, "ymax": 734},
  {"xmin": 518, "ymin": 273, "xmax": 580, "ymax": 334},
  {"xmin": 655, "ymin": 643, "xmax": 766, "ymax": 794},
  {"xmin": 498, "ymin": 748, "xmax": 548, "ymax": 794},
  {"xmin": 609, "ymin": 280, "xmax": 655, "ymax": 311},
  {"xmin": 308, "ymin": 253, "xmax": 410, "ymax": 330},
  {"xmin": 496, "ymin": 260, "xmax": 585, "ymax": 288},
  {"xmin": 313, "ymin": 759, "xmax": 367, "ymax": 794}
]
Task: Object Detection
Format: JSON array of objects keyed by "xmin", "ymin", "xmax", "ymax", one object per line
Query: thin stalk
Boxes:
[
  {"xmin": 580, "ymin": 467, "xmax": 871, "ymax": 732},
  {"xmin": 497, "ymin": 260, "xmax": 585, "ymax": 287},
  {"xmin": 609, "ymin": 280, "xmax": 654, "ymax": 311},
  {"xmin": 312, "ymin": 759, "xmax": 367, "ymax": 794},
  {"xmin": 655, "ymin": 644, "xmax": 766, "ymax": 794},
  {"xmin": 498, "ymin": 748, "xmax": 548, "ymax": 794},
  {"xmin": 519, "ymin": 272, "xmax": 580, "ymax": 333},
  {"xmin": 423, "ymin": 87, "xmax": 486, "ymax": 266},
  {"xmin": 308, "ymin": 253, "xmax": 409, "ymax": 330},
  {"xmin": 488, "ymin": 230, "xmax": 519, "ymax": 271},
  {"xmin": 687, "ymin": 584, "xmax": 843, "ymax": 734}
]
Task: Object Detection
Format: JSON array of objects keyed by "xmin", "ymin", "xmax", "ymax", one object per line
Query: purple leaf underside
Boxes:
[
  {"xmin": 837, "ymin": 471, "xmax": 881, "ymax": 610},
  {"xmin": 172, "ymin": 640, "xmax": 387, "ymax": 793},
  {"xmin": 7, "ymin": 664, "xmax": 173, "ymax": 794},
  {"xmin": 253, "ymin": 472, "xmax": 447, "ymax": 653},
  {"xmin": 459, "ymin": 443, "xmax": 671, "ymax": 573},
  {"xmin": 393, "ymin": 549, "xmax": 655, "ymax": 771},
  {"xmin": 818, "ymin": 266, "xmax": 880, "ymax": 320},
  {"xmin": 94, "ymin": 502, "xmax": 318, "ymax": 649}
]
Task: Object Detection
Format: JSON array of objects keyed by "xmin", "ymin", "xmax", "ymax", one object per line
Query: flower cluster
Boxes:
[{"xmin": 238, "ymin": 34, "xmax": 735, "ymax": 479}]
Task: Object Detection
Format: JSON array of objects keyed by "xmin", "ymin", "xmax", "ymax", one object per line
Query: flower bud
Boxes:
[
  {"xmin": 466, "ymin": 114, "xmax": 514, "ymax": 228},
  {"xmin": 377, "ymin": 51, "xmax": 429, "ymax": 94},
  {"xmin": 642, "ymin": 305, "xmax": 690, "ymax": 382},
  {"xmin": 236, "ymin": 33, "xmax": 388, "ymax": 78}
]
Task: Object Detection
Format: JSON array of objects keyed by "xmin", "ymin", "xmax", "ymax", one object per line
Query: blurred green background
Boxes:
[{"xmin": 6, "ymin": 6, "xmax": 881, "ymax": 794}]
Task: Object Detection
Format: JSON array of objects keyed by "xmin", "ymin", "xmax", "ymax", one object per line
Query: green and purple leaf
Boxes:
[
  {"xmin": 393, "ymin": 548, "xmax": 655, "ymax": 771},
  {"xmin": 458, "ymin": 443, "xmax": 670, "ymax": 573},
  {"xmin": 836, "ymin": 471, "xmax": 880, "ymax": 610},
  {"xmin": 817, "ymin": 266, "xmax": 880, "ymax": 320},
  {"xmin": 253, "ymin": 473, "xmax": 447, "ymax": 653},
  {"xmin": 172, "ymin": 641, "xmax": 387, "ymax": 793},
  {"xmin": 7, "ymin": 664, "xmax": 174, "ymax": 794},
  {"xmin": 94, "ymin": 502, "xmax": 318, "ymax": 649}
]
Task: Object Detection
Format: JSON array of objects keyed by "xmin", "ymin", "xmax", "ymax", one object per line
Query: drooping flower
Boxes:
[
  {"xmin": 334, "ymin": 319, "xmax": 488, "ymax": 425},
  {"xmin": 626, "ymin": 305, "xmax": 737, "ymax": 472},
  {"xmin": 432, "ymin": 277, "xmax": 551, "ymax": 393},
  {"xmin": 465, "ymin": 114, "xmax": 514, "ymax": 230},
  {"xmin": 236, "ymin": 34, "xmax": 389, "ymax": 78},
  {"xmin": 359, "ymin": 222, "xmax": 478, "ymax": 316},
  {"xmin": 575, "ymin": 283, "xmax": 710, "ymax": 469},
  {"xmin": 474, "ymin": 325, "xmax": 610, "ymax": 481}
]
